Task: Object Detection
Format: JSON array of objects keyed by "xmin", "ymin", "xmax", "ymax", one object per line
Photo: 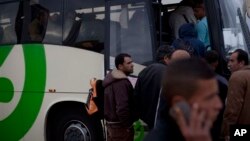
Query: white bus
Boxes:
[
  {"xmin": 0, "ymin": 0, "xmax": 148, "ymax": 141},
  {"xmin": 1, "ymin": 0, "xmax": 250, "ymax": 141}
]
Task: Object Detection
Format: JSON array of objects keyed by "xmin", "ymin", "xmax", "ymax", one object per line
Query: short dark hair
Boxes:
[
  {"xmin": 192, "ymin": 0, "xmax": 204, "ymax": 8},
  {"xmin": 234, "ymin": 49, "xmax": 249, "ymax": 65},
  {"xmin": 162, "ymin": 58, "xmax": 215, "ymax": 107},
  {"xmin": 204, "ymin": 50, "xmax": 219, "ymax": 64},
  {"xmin": 115, "ymin": 53, "xmax": 131, "ymax": 69},
  {"xmin": 156, "ymin": 45, "xmax": 175, "ymax": 62}
]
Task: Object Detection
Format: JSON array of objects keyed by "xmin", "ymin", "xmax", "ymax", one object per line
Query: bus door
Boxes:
[
  {"xmin": 104, "ymin": 0, "xmax": 156, "ymax": 74},
  {"xmin": 205, "ymin": 0, "xmax": 250, "ymax": 77}
]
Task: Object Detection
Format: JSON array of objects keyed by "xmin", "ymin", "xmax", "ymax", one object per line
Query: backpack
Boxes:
[{"xmin": 85, "ymin": 78, "xmax": 104, "ymax": 119}]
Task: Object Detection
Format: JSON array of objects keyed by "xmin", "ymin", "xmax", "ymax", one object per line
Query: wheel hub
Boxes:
[{"xmin": 64, "ymin": 122, "xmax": 90, "ymax": 141}]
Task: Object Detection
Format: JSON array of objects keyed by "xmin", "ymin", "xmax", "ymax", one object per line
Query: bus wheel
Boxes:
[
  {"xmin": 63, "ymin": 119, "xmax": 91, "ymax": 141},
  {"xmin": 47, "ymin": 106, "xmax": 103, "ymax": 141}
]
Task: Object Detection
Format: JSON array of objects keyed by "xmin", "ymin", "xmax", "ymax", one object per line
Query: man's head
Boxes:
[
  {"xmin": 162, "ymin": 58, "xmax": 222, "ymax": 122},
  {"xmin": 115, "ymin": 53, "xmax": 134, "ymax": 75},
  {"xmin": 156, "ymin": 45, "xmax": 175, "ymax": 65},
  {"xmin": 170, "ymin": 49, "xmax": 191, "ymax": 62},
  {"xmin": 204, "ymin": 50, "xmax": 219, "ymax": 71},
  {"xmin": 228, "ymin": 49, "xmax": 249, "ymax": 72},
  {"xmin": 193, "ymin": 0, "xmax": 205, "ymax": 20}
]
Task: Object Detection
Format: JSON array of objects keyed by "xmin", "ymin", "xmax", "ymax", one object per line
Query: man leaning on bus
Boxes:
[{"xmin": 103, "ymin": 53, "xmax": 138, "ymax": 141}]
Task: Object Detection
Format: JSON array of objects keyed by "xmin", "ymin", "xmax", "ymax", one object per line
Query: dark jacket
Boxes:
[
  {"xmin": 212, "ymin": 75, "xmax": 228, "ymax": 141},
  {"xmin": 172, "ymin": 23, "xmax": 206, "ymax": 57},
  {"xmin": 103, "ymin": 69, "xmax": 137, "ymax": 127},
  {"xmin": 153, "ymin": 75, "xmax": 228, "ymax": 141},
  {"xmin": 143, "ymin": 111, "xmax": 185, "ymax": 141},
  {"xmin": 134, "ymin": 63, "xmax": 166, "ymax": 129}
]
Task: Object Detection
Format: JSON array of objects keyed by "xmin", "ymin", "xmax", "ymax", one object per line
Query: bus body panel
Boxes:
[
  {"xmin": 23, "ymin": 93, "xmax": 87, "ymax": 141},
  {"xmin": 0, "ymin": 44, "xmax": 144, "ymax": 140},
  {"xmin": 44, "ymin": 45, "xmax": 105, "ymax": 92}
]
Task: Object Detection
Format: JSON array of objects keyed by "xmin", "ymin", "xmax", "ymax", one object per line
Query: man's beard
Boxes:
[{"xmin": 124, "ymin": 70, "xmax": 133, "ymax": 76}]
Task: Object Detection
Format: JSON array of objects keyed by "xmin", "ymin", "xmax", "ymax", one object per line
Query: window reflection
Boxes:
[
  {"xmin": 63, "ymin": 0, "xmax": 105, "ymax": 52},
  {"xmin": 0, "ymin": 1, "xmax": 19, "ymax": 44},
  {"xmin": 219, "ymin": 0, "xmax": 249, "ymax": 57},
  {"xmin": 0, "ymin": 0, "xmax": 105, "ymax": 53},
  {"xmin": 28, "ymin": 4, "xmax": 49, "ymax": 42},
  {"xmin": 109, "ymin": 3, "xmax": 153, "ymax": 64}
]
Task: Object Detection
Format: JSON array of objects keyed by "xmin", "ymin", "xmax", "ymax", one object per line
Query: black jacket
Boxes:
[
  {"xmin": 134, "ymin": 62, "xmax": 166, "ymax": 129},
  {"xmin": 151, "ymin": 74, "xmax": 228, "ymax": 141},
  {"xmin": 143, "ymin": 113, "xmax": 185, "ymax": 141}
]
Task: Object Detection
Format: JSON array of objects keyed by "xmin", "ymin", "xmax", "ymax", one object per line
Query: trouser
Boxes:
[{"xmin": 106, "ymin": 124, "xmax": 134, "ymax": 141}]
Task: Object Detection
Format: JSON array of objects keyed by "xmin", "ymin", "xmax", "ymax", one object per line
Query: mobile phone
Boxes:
[{"xmin": 169, "ymin": 101, "xmax": 191, "ymax": 123}]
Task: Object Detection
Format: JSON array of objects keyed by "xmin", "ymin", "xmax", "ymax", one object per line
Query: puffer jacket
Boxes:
[{"xmin": 103, "ymin": 69, "xmax": 138, "ymax": 127}]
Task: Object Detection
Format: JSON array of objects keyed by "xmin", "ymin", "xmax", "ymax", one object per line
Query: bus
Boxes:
[{"xmin": 0, "ymin": 0, "xmax": 249, "ymax": 140}]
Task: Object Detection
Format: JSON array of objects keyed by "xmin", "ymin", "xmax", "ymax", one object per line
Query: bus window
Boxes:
[
  {"xmin": 108, "ymin": 2, "xmax": 153, "ymax": 65},
  {"xmin": 28, "ymin": 4, "xmax": 49, "ymax": 42},
  {"xmin": 43, "ymin": 12, "xmax": 62, "ymax": 44},
  {"xmin": 63, "ymin": 0, "xmax": 105, "ymax": 53},
  {"xmin": 14, "ymin": 1, "xmax": 49, "ymax": 43},
  {"xmin": 9, "ymin": 0, "xmax": 105, "ymax": 52},
  {"xmin": 0, "ymin": 1, "xmax": 19, "ymax": 44},
  {"xmin": 41, "ymin": 0, "xmax": 63, "ymax": 44}
]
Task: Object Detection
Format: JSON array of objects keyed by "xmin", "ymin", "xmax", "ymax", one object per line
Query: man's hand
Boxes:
[{"xmin": 174, "ymin": 103, "xmax": 212, "ymax": 141}]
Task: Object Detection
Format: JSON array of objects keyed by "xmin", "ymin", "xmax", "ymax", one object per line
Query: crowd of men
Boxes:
[
  {"xmin": 103, "ymin": 47, "xmax": 249, "ymax": 141},
  {"xmin": 101, "ymin": 0, "xmax": 250, "ymax": 141}
]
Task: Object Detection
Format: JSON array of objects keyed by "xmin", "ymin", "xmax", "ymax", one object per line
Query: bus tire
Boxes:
[{"xmin": 47, "ymin": 106, "xmax": 104, "ymax": 141}]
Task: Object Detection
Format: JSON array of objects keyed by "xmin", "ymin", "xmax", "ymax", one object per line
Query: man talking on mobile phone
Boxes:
[{"xmin": 144, "ymin": 58, "xmax": 222, "ymax": 141}]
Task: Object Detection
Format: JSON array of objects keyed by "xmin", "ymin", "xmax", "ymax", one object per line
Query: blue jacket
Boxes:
[
  {"xmin": 172, "ymin": 23, "xmax": 206, "ymax": 57},
  {"xmin": 196, "ymin": 17, "xmax": 210, "ymax": 48}
]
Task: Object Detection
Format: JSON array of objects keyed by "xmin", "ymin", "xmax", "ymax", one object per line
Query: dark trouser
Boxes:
[{"xmin": 106, "ymin": 124, "xmax": 134, "ymax": 141}]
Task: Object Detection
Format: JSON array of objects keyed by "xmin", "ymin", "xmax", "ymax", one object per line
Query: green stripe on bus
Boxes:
[
  {"xmin": 0, "ymin": 46, "xmax": 14, "ymax": 103},
  {"xmin": 0, "ymin": 78, "xmax": 14, "ymax": 103},
  {"xmin": 0, "ymin": 45, "xmax": 13, "ymax": 67},
  {"xmin": 0, "ymin": 44, "xmax": 46, "ymax": 141}
]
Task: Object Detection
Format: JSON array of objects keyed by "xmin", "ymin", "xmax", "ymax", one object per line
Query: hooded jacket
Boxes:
[
  {"xmin": 103, "ymin": 69, "xmax": 137, "ymax": 127},
  {"xmin": 172, "ymin": 23, "xmax": 206, "ymax": 57}
]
